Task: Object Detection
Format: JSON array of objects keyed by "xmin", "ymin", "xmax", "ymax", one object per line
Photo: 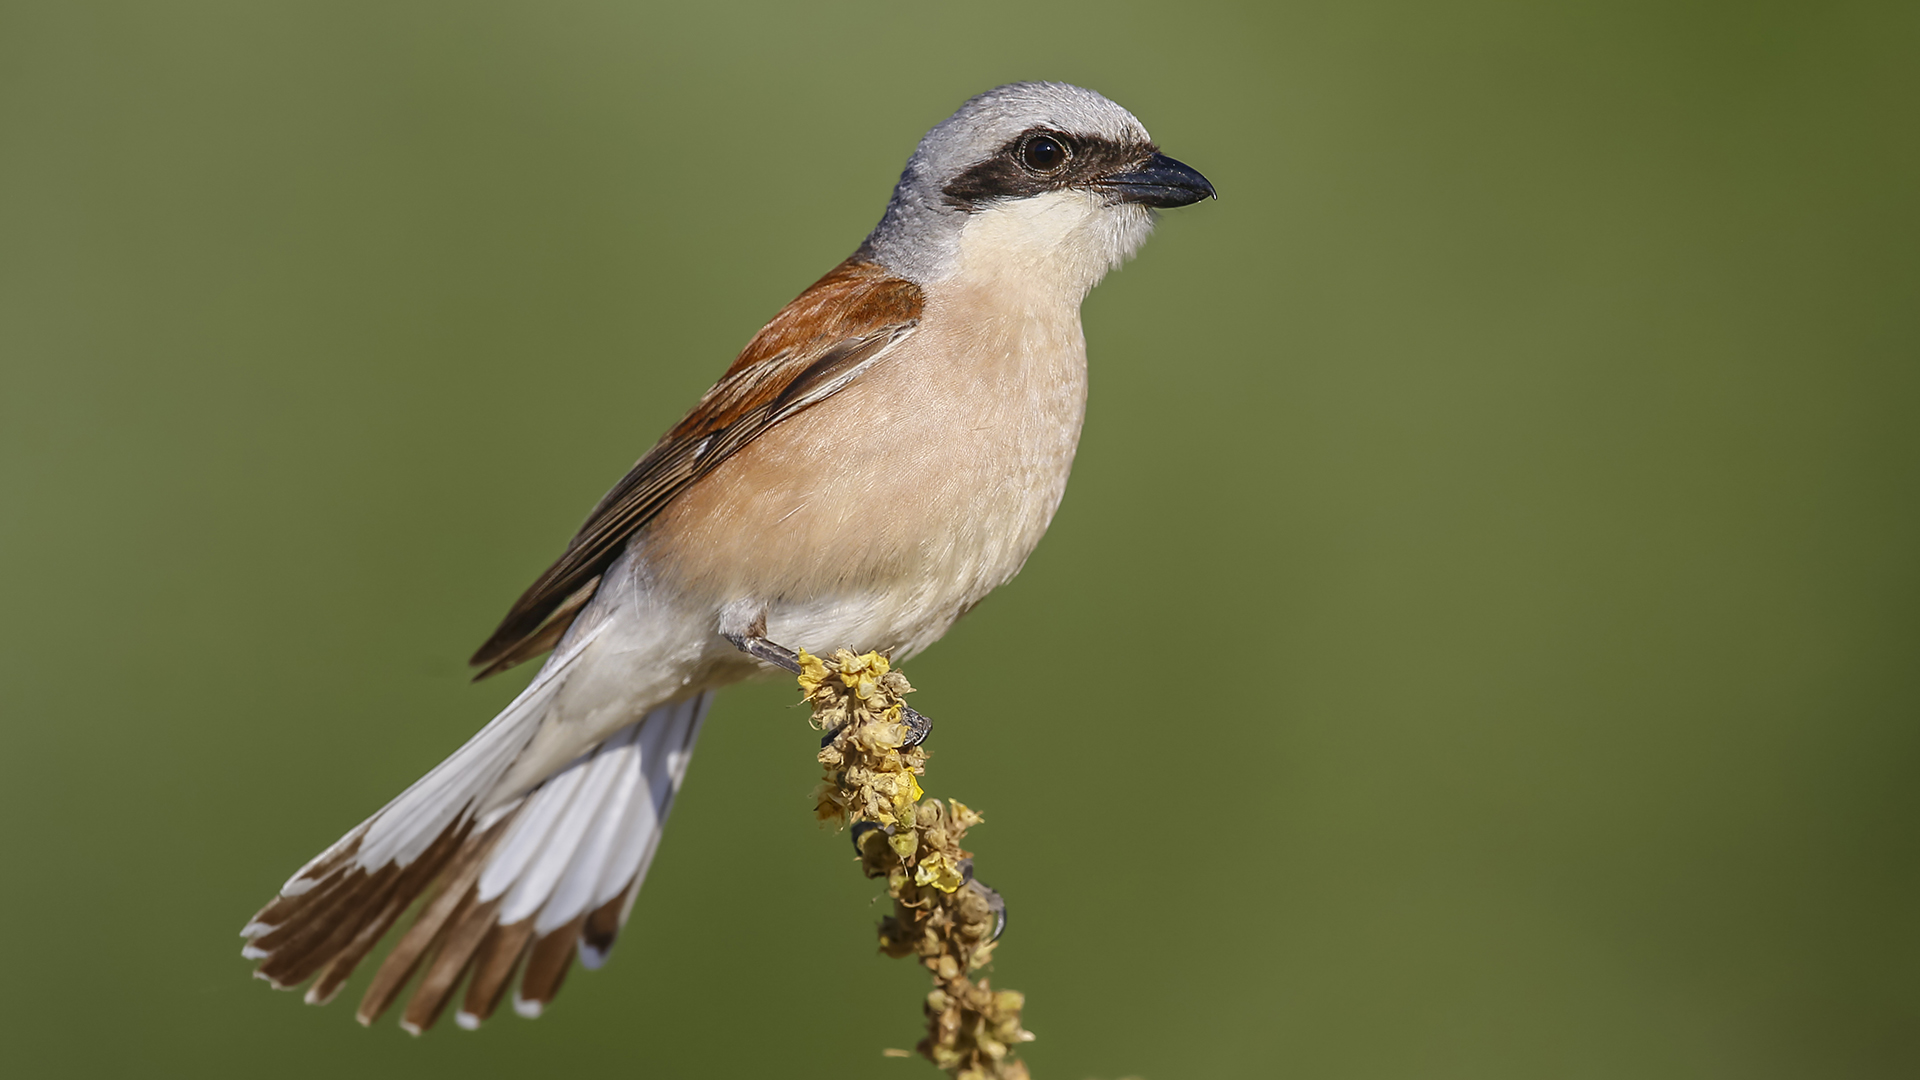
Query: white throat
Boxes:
[{"xmin": 943, "ymin": 192, "xmax": 1155, "ymax": 306}]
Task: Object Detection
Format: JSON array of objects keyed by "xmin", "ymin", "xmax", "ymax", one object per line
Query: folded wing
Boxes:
[{"xmin": 470, "ymin": 260, "xmax": 924, "ymax": 677}]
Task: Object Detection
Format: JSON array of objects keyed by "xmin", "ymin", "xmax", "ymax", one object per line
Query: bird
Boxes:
[{"xmin": 240, "ymin": 81, "xmax": 1213, "ymax": 1034}]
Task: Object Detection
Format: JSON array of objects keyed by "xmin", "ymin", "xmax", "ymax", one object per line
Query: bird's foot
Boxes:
[
  {"xmin": 849, "ymin": 824, "xmax": 1005, "ymax": 942},
  {"xmin": 898, "ymin": 704, "xmax": 932, "ymax": 747},
  {"xmin": 724, "ymin": 632, "xmax": 934, "ymax": 747}
]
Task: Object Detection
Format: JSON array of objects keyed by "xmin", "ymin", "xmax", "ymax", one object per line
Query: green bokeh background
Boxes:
[{"xmin": 4, "ymin": 2, "xmax": 1916, "ymax": 1077}]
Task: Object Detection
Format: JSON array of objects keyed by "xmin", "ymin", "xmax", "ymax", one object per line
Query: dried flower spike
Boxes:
[{"xmin": 799, "ymin": 649, "xmax": 1034, "ymax": 1079}]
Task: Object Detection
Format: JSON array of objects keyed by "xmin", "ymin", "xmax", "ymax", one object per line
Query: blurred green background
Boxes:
[{"xmin": 4, "ymin": 1, "xmax": 1917, "ymax": 1077}]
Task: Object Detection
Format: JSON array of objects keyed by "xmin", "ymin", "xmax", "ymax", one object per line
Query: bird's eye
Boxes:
[{"xmin": 1019, "ymin": 134, "xmax": 1071, "ymax": 173}]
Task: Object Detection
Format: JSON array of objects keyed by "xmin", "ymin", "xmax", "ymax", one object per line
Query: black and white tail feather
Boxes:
[{"xmin": 241, "ymin": 626, "xmax": 710, "ymax": 1034}]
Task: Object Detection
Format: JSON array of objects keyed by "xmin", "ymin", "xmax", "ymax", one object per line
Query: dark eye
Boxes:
[{"xmin": 1020, "ymin": 133, "xmax": 1070, "ymax": 173}]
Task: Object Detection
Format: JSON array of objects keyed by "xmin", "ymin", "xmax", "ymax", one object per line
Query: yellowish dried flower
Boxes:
[{"xmin": 798, "ymin": 649, "xmax": 1032, "ymax": 1078}]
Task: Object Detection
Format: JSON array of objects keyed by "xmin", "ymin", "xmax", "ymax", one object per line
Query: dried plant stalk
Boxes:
[{"xmin": 798, "ymin": 648, "xmax": 1033, "ymax": 1079}]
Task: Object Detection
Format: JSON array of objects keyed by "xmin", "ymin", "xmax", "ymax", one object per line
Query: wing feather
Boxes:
[{"xmin": 469, "ymin": 259, "xmax": 924, "ymax": 675}]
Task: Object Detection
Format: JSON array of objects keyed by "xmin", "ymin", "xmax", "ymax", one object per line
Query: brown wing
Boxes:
[{"xmin": 468, "ymin": 259, "xmax": 924, "ymax": 677}]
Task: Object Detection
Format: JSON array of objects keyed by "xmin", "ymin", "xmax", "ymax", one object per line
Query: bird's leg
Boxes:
[
  {"xmin": 722, "ymin": 628, "xmax": 934, "ymax": 747},
  {"xmin": 723, "ymin": 631, "xmax": 804, "ymax": 674}
]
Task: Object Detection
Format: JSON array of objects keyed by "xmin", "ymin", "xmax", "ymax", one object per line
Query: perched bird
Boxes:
[{"xmin": 241, "ymin": 81, "xmax": 1213, "ymax": 1033}]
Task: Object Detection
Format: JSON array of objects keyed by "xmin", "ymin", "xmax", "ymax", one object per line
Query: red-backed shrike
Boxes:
[{"xmin": 243, "ymin": 81, "xmax": 1213, "ymax": 1032}]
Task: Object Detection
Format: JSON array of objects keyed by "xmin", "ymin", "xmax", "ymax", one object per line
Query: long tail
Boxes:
[{"xmin": 241, "ymin": 651, "xmax": 711, "ymax": 1033}]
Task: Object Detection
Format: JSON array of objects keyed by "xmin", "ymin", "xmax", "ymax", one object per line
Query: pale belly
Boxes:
[
  {"xmin": 491, "ymin": 196, "xmax": 1142, "ymax": 794},
  {"xmin": 496, "ymin": 275, "xmax": 1098, "ymax": 795},
  {"xmin": 643, "ymin": 289, "xmax": 1090, "ymax": 661}
]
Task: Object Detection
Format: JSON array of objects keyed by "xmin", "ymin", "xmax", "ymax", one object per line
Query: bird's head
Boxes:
[{"xmin": 860, "ymin": 82, "xmax": 1214, "ymax": 300}]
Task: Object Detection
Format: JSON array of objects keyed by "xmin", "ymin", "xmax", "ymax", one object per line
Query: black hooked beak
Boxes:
[{"xmin": 1097, "ymin": 152, "xmax": 1216, "ymax": 208}]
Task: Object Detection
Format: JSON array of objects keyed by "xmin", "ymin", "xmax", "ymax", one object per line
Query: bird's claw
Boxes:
[
  {"xmin": 898, "ymin": 705, "xmax": 932, "ymax": 747},
  {"xmin": 849, "ymin": 835, "xmax": 1005, "ymax": 942},
  {"xmin": 957, "ymin": 857, "xmax": 1008, "ymax": 942},
  {"xmin": 726, "ymin": 632, "xmax": 934, "ymax": 746}
]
